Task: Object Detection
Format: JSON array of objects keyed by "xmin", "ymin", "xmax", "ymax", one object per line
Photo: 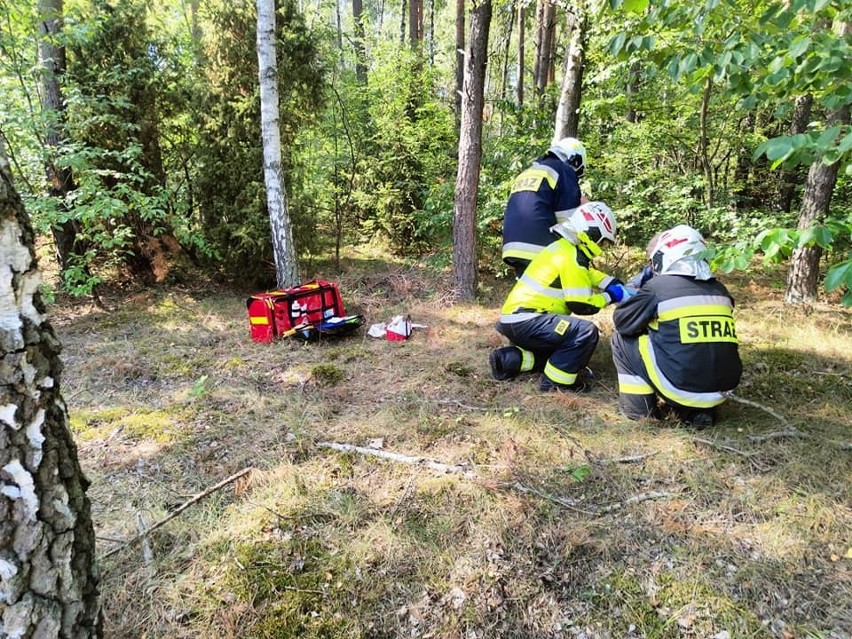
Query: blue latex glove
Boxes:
[{"xmin": 605, "ymin": 283, "xmax": 635, "ymax": 303}]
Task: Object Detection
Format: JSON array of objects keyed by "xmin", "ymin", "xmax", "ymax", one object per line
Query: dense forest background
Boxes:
[{"xmin": 1, "ymin": 0, "xmax": 850, "ymax": 300}]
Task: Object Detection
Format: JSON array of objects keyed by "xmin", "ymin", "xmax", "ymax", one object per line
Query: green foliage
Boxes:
[
  {"xmin": 192, "ymin": 0, "xmax": 325, "ymax": 284},
  {"xmin": 351, "ymin": 44, "xmax": 456, "ymax": 255}
]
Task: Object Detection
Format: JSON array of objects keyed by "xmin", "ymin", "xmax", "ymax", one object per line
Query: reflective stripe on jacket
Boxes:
[
  {"xmin": 501, "ymin": 154, "xmax": 581, "ymax": 265},
  {"xmin": 500, "ymin": 238, "xmax": 614, "ymax": 320},
  {"xmin": 613, "ymin": 274, "xmax": 742, "ymax": 402}
]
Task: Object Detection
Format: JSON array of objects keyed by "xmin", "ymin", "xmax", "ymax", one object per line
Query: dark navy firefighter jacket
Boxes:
[
  {"xmin": 502, "ymin": 153, "xmax": 581, "ymax": 275},
  {"xmin": 613, "ymin": 274, "xmax": 743, "ymax": 399}
]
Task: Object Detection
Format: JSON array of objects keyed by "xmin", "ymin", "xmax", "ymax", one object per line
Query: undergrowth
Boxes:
[{"xmin": 50, "ymin": 247, "xmax": 852, "ymax": 639}]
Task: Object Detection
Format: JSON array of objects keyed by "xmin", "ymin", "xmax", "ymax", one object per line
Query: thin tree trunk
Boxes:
[
  {"xmin": 785, "ymin": 103, "xmax": 850, "ymax": 304},
  {"xmin": 37, "ymin": 0, "xmax": 79, "ymax": 273},
  {"xmin": 533, "ymin": 0, "xmax": 555, "ymax": 94},
  {"xmin": 452, "ymin": 0, "xmax": 491, "ymax": 301},
  {"xmin": 554, "ymin": 5, "xmax": 586, "ymax": 139},
  {"xmin": 409, "ymin": 0, "xmax": 423, "ymax": 44},
  {"xmin": 257, "ymin": 0, "xmax": 300, "ymax": 288},
  {"xmin": 0, "ymin": 140, "xmax": 102, "ymax": 638},
  {"xmin": 779, "ymin": 94, "xmax": 813, "ymax": 212},
  {"xmin": 698, "ymin": 75, "xmax": 714, "ymax": 208},
  {"xmin": 400, "ymin": 0, "xmax": 407, "ymax": 45},
  {"xmin": 352, "ymin": 0, "xmax": 368, "ymax": 83},
  {"xmin": 516, "ymin": 0, "xmax": 524, "ymax": 105},
  {"xmin": 455, "ymin": 0, "xmax": 465, "ymax": 129},
  {"xmin": 499, "ymin": 1, "xmax": 515, "ymax": 103},
  {"xmin": 626, "ymin": 61, "xmax": 641, "ymax": 123}
]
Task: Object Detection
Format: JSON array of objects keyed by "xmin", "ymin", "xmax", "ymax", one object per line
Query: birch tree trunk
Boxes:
[
  {"xmin": 0, "ymin": 141, "xmax": 102, "ymax": 638},
  {"xmin": 554, "ymin": 5, "xmax": 586, "ymax": 139},
  {"xmin": 352, "ymin": 0, "xmax": 367, "ymax": 83},
  {"xmin": 452, "ymin": 0, "xmax": 491, "ymax": 301},
  {"xmin": 256, "ymin": 0, "xmax": 300, "ymax": 288}
]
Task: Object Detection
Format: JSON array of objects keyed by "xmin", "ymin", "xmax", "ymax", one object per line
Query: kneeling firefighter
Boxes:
[
  {"xmin": 490, "ymin": 201, "xmax": 633, "ymax": 393},
  {"xmin": 610, "ymin": 224, "xmax": 742, "ymax": 427}
]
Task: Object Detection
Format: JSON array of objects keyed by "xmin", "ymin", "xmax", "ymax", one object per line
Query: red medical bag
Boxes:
[{"xmin": 247, "ymin": 281, "xmax": 347, "ymax": 343}]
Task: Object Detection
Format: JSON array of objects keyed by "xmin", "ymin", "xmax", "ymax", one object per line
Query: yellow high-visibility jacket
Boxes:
[{"xmin": 500, "ymin": 237, "xmax": 616, "ymax": 321}]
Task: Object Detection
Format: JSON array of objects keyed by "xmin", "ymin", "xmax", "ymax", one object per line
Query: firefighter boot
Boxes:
[{"xmin": 490, "ymin": 346, "xmax": 523, "ymax": 381}]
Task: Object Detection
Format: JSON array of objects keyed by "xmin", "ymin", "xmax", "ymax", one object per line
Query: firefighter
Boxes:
[
  {"xmin": 501, "ymin": 137, "xmax": 587, "ymax": 278},
  {"xmin": 610, "ymin": 225, "xmax": 742, "ymax": 427},
  {"xmin": 490, "ymin": 201, "xmax": 632, "ymax": 393}
]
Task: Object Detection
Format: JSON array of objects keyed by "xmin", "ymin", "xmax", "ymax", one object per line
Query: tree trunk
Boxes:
[
  {"xmin": 533, "ymin": 0, "xmax": 555, "ymax": 94},
  {"xmin": 626, "ymin": 61, "xmax": 641, "ymax": 123},
  {"xmin": 256, "ymin": 0, "xmax": 300, "ymax": 288},
  {"xmin": 352, "ymin": 0, "xmax": 368, "ymax": 84},
  {"xmin": 455, "ymin": 0, "xmax": 465, "ymax": 129},
  {"xmin": 452, "ymin": 0, "xmax": 491, "ymax": 301},
  {"xmin": 516, "ymin": 0, "xmax": 524, "ymax": 105},
  {"xmin": 698, "ymin": 75, "xmax": 714, "ymax": 208},
  {"xmin": 409, "ymin": 0, "xmax": 424, "ymax": 45},
  {"xmin": 499, "ymin": 1, "xmax": 514, "ymax": 103},
  {"xmin": 779, "ymin": 94, "xmax": 813, "ymax": 212},
  {"xmin": 0, "ymin": 142, "xmax": 102, "ymax": 638},
  {"xmin": 785, "ymin": 103, "xmax": 850, "ymax": 304},
  {"xmin": 37, "ymin": 0, "xmax": 79, "ymax": 274},
  {"xmin": 554, "ymin": 5, "xmax": 586, "ymax": 139}
]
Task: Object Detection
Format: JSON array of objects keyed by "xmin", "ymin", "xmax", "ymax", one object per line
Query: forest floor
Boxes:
[{"xmin": 48, "ymin": 246, "xmax": 851, "ymax": 639}]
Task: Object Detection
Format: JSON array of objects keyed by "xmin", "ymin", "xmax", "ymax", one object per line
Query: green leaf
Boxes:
[
  {"xmin": 570, "ymin": 465, "xmax": 592, "ymax": 482},
  {"xmin": 841, "ymin": 289, "xmax": 852, "ymax": 307},
  {"xmin": 623, "ymin": 0, "xmax": 649, "ymax": 12},
  {"xmin": 815, "ymin": 126, "xmax": 841, "ymax": 149},
  {"xmin": 789, "ymin": 35, "xmax": 811, "ymax": 59},
  {"xmin": 838, "ymin": 132, "xmax": 852, "ymax": 155},
  {"xmin": 763, "ymin": 137, "xmax": 794, "ymax": 161},
  {"xmin": 609, "ymin": 32, "xmax": 627, "ymax": 56},
  {"xmin": 824, "ymin": 261, "xmax": 852, "ymax": 292}
]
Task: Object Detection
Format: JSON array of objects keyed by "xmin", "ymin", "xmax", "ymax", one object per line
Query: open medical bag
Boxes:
[{"xmin": 247, "ymin": 280, "xmax": 364, "ymax": 343}]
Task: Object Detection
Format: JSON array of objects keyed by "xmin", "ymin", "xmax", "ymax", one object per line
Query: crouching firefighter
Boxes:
[
  {"xmin": 490, "ymin": 202, "xmax": 633, "ymax": 393},
  {"xmin": 610, "ymin": 225, "xmax": 742, "ymax": 427}
]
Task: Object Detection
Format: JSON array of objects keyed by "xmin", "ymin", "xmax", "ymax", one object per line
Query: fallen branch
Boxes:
[
  {"xmin": 692, "ymin": 437, "xmax": 752, "ymax": 457},
  {"xmin": 317, "ymin": 441, "xmax": 476, "ymax": 477},
  {"xmin": 101, "ymin": 467, "xmax": 253, "ymax": 561},
  {"xmin": 747, "ymin": 429, "xmax": 808, "ymax": 443},
  {"xmin": 723, "ymin": 391, "xmax": 799, "ymax": 431},
  {"xmin": 598, "ymin": 490, "xmax": 676, "ymax": 514},
  {"xmin": 599, "ymin": 451, "xmax": 658, "ymax": 465}
]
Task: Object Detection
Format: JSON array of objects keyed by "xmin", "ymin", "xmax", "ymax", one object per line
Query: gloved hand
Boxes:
[{"xmin": 605, "ymin": 283, "xmax": 635, "ymax": 304}]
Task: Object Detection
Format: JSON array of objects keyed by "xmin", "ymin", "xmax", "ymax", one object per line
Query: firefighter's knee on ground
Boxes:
[{"xmin": 490, "ymin": 346, "xmax": 523, "ymax": 381}]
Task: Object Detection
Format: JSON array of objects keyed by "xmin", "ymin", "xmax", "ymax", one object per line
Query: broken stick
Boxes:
[{"xmin": 101, "ymin": 467, "xmax": 253, "ymax": 561}]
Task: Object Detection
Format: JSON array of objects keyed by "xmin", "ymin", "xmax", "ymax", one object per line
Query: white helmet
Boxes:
[
  {"xmin": 650, "ymin": 224, "xmax": 712, "ymax": 279},
  {"xmin": 551, "ymin": 201, "xmax": 616, "ymax": 250},
  {"xmin": 549, "ymin": 137, "xmax": 586, "ymax": 178}
]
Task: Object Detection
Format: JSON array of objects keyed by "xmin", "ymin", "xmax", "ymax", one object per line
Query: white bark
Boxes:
[{"xmin": 256, "ymin": 0, "xmax": 301, "ymax": 288}]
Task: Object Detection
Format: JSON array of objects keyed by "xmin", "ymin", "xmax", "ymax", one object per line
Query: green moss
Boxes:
[
  {"xmin": 588, "ymin": 568, "xmax": 767, "ymax": 638},
  {"xmin": 311, "ymin": 363, "xmax": 344, "ymax": 386}
]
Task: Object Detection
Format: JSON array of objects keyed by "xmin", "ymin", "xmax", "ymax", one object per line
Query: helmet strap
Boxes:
[{"xmin": 577, "ymin": 231, "xmax": 602, "ymax": 257}]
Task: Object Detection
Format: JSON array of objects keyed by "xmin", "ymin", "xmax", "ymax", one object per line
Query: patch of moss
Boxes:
[{"xmin": 311, "ymin": 363, "xmax": 344, "ymax": 386}]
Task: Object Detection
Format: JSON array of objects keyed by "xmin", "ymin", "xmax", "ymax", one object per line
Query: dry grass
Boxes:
[{"xmin": 49, "ymin": 247, "xmax": 852, "ymax": 639}]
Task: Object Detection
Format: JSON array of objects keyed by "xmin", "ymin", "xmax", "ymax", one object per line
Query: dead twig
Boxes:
[
  {"xmin": 598, "ymin": 451, "xmax": 659, "ymax": 465},
  {"xmin": 436, "ymin": 399, "xmax": 492, "ymax": 412},
  {"xmin": 317, "ymin": 441, "xmax": 476, "ymax": 477},
  {"xmin": 692, "ymin": 437, "xmax": 752, "ymax": 456},
  {"xmin": 747, "ymin": 430, "xmax": 808, "ymax": 443},
  {"xmin": 508, "ymin": 481, "xmax": 597, "ymax": 515},
  {"xmin": 100, "ymin": 467, "xmax": 253, "ymax": 561},
  {"xmin": 598, "ymin": 490, "xmax": 676, "ymax": 514},
  {"xmin": 723, "ymin": 391, "xmax": 800, "ymax": 432}
]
